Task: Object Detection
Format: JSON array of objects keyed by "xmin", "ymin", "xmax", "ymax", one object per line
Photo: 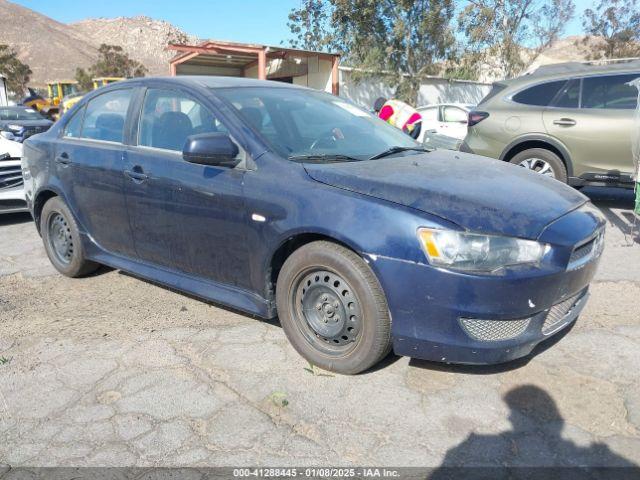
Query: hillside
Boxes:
[
  {"xmin": 0, "ymin": 0, "xmax": 196, "ymax": 87},
  {"xmin": 0, "ymin": 0, "xmax": 97, "ymax": 84},
  {"xmin": 0, "ymin": 0, "xmax": 619, "ymax": 90},
  {"xmin": 68, "ymin": 16, "xmax": 198, "ymax": 77}
]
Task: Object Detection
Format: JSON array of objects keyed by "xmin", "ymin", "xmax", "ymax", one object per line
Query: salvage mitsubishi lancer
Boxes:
[{"xmin": 22, "ymin": 77, "xmax": 605, "ymax": 374}]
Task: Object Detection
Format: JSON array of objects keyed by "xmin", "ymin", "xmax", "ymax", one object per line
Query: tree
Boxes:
[
  {"xmin": 458, "ymin": 0, "xmax": 575, "ymax": 79},
  {"xmin": 0, "ymin": 44, "xmax": 32, "ymax": 95},
  {"xmin": 74, "ymin": 67, "xmax": 93, "ymax": 91},
  {"xmin": 287, "ymin": 0, "xmax": 457, "ymax": 104},
  {"xmin": 286, "ymin": 0, "xmax": 336, "ymax": 51},
  {"xmin": 582, "ymin": 0, "xmax": 640, "ymax": 60},
  {"xmin": 75, "ymin": 44, "xmax": 147, "ymax": 89}
]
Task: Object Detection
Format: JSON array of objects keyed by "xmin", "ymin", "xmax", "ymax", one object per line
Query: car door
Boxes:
[
  {"xmin": 440, "ymin": 106, "xmax": 469, "ymax": 140},
  {"xmin": 54, "ymin": 88, "xmax": 137, "ymax": 258},
  {"xmin": 417, "ymin": 106, "xmax": 439, "ymax": 142},
  {"xmin": 543, "ymin": 73, "xmax": 638, "ymax": 178},
  {"xmin": 124, "ymin": 86, "xmax": 252, "ymax": 289}
]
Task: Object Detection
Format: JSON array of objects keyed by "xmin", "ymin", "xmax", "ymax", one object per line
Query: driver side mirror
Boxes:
[{"xmin": 183, "ymin": 132, "xmax": 240, "ymax": 167}]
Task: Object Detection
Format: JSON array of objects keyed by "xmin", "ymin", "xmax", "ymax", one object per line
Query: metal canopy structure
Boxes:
[{"xmin": 168, "ymin": 41, "xmax": 341, "ymax": 95}]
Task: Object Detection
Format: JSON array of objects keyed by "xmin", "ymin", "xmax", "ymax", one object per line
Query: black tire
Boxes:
[
  {"xmin": 509, "ymin": 148, "xmax": 567, "ymax": 183},
  {"xmin": 276, "ymin": 241, "xmax": 391, "ymax": 375},
  {"xmin": 40, "ymin": 196, "xmax": 99, "ymax": 277}
]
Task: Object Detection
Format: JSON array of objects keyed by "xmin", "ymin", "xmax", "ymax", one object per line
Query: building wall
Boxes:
[
  {"xmin": 173, "ymin": 58, "xmax": 490, "ymax": 107},
  {"xmin": 244, "ymin": 64, "xmax": 259, "ymax": 79},
  {"xmin": 339, "ymin": 68, "xmax": 491, "ymax": 109},
  {"xmin": 0, "ymin": 78, "xmax": 7, "ymax": 107},
  {"xmin": 176, "ymin": 64, "xmax": 244, "ymax": 76},
  {"xmin": 290, "ymin": 57, "xmax": 333, "ymax": 93}
]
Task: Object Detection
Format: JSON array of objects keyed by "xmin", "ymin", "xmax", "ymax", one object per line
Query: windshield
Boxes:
[
  {"xmin": 62, "ymin": 84, "xmax": 79, "ymax": 96},
  {"xmin": 214, "ymin": 87, "xmax": 420, "ymax": 161},
  {"xmin": 0, "ymin": 108, "xmax": 44, "ymax": 121}
]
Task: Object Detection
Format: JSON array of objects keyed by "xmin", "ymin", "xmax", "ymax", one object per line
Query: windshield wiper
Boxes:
[
  {"xmin": 368, "ymin": 146, "xmax": 430, "ymax": 160},
  {"xmin": 288, "ymin": 154, "xmax": 361, "ymax": 163}
]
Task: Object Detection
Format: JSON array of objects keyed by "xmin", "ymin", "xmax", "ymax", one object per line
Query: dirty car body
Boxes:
[{"xmin": 22, "ymin": 77, "xmax": 605, "ymax": 370}]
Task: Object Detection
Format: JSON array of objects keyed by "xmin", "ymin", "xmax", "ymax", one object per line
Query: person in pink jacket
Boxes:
[{"xmin": 374, "ymin": 97, "xmax": 422, "ymax": 139}]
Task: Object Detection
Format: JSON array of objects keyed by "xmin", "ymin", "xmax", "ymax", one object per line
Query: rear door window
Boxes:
[
  {"xmin": 551, "ymin": 79, "xmax": 580, "ymax": 108},
  {"xmin": 81, "ymin": 89, "xmax": 133, "ymax": 143},
  {"xmin": 512, "ymin": 80, "xmax": 567, "ymax": 106},
  {"xmin": 581, "ymin": 74, "xmax": 639, "ymax": 110},
  {"xmin": 418, "ymin": 106, "xmax": 439, "ymax": 122},
  {"xmin": 442, "ymin": 106, "xmax": 468, "ymax": 123}
]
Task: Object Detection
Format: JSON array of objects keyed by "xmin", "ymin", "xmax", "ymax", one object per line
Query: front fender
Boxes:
[{"xmin": 244, "ymin": 158, "xmax": 460, "ymax": 300}]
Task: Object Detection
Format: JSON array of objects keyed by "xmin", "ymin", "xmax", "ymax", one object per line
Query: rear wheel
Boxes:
[
  {"xmin": 40, "ymin": 197, "xmax": 99, "ymax": 277},
  {"xmin": 509, "ymin": 148, "xmax": 567, "ymax": 183},
  {"xmin": 276, "ymin": 241, "xmax": 391, "ymax": 375}
]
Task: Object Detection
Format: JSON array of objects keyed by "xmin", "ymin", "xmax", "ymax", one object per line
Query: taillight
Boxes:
[{"xmin": 468, "ymin": 111, "xmax": 489, "ymax": 127}]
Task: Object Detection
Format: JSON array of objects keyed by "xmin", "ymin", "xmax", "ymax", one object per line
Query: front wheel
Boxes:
[{"xmin": 276, "ymin": 241, "xmax": 391, "ymax": 375}]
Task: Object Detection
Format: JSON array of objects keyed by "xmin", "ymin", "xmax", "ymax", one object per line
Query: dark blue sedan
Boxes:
[{"xmin": 22, "ymin": 77, "xmax": 605, "ymax": 374}]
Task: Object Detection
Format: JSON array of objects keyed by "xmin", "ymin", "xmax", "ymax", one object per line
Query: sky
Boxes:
[{"xmin": 12, "ymin": 0, "xmax": 598, "ymax": 46}]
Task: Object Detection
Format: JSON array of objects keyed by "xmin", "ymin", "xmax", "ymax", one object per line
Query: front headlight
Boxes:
[
  {"xmin": 418, "ymin": 228, "xmax": 548, "ymax": 273},
  {"xmin": 6, "ymin": 124, "xmax": 23, "ymax": 132}
]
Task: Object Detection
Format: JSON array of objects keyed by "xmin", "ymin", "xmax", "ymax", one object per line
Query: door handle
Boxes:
[
  {"xmin": 124, "ymin": 169, "xmax": 149, "ymax": 182},
  {"xmin": 553, "ymin": 118, "xmax": 576, "ymax": 127},
  {"xmin": 55, "ymin": 152, "xmax": 71, "ymax": 166}
]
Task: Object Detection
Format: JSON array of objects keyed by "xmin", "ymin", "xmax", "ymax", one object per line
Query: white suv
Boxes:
[{"xmin": 0, "ymin": 135, "xmax": 26, "ymax": 214}]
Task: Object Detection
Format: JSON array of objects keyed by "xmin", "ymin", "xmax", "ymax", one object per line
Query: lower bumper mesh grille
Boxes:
[
  {"xmin": 460, "ymin": 317, "xmax": 531, "ymax": 342},
  {"xmin": 542, "ymin": 291, "xmax": 585, "ymax": 334}
]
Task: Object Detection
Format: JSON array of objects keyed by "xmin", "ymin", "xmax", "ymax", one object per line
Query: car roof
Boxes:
[
  {"xmin": 417, "ymin": 103, "xmax": 475, "ymax": 110},
  {"xmin": 112, "ymin": 75, "xmax": 308, "ymax": 90},
  {"xmin": 498, "ymin": 60, "xmax": 640, "ymax": 88}
]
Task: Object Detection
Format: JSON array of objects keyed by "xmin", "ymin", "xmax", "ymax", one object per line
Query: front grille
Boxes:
[
  {"xmin": 570, "ymin": 239, "xmax": 595, "ymax": 263},
  {"xmin": 0, "ymin": 164, "xmax": 24, "ymax": 190},
  {"xmin": 22, "ymin": 125, "xmax": 49, "ymax": 140},
  {"xmin": 568, "ymin": 230, "xmax": 604, "ymax": 269},
  {"xmin": 542, "ymin": 290, "xmax": 586, "ymax": 334},
  {"xmin": 460, "ymin": 317, "xmax": 531, "ymax": 342}
]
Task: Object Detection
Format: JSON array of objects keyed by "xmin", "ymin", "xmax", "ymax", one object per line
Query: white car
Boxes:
[
  {"xmin": 0, "ymin": 134, "xmax": 26, "ymax": 214},
  {"xmin": 417, "ymin": 103, "xmax": 475, "ymax": 143}
]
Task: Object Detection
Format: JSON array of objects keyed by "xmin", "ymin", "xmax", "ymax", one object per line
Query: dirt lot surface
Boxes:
[{"xmin": 0, "ymin": 187, "xmax": 639, "ymax": 468}]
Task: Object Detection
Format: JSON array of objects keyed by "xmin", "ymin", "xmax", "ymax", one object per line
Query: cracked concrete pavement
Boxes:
[{"xmin": 0, "ymin": 187, "xmax": 638, "ymax": 468}]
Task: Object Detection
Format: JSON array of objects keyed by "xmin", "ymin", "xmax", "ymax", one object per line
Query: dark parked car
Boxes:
[
  {"xmin": 0, "ymin": 106, "xmax": 53, "ymax": 143},
  {"xmin": 23, "ymin": 77, "xmax": 605, "ymax": 374}
]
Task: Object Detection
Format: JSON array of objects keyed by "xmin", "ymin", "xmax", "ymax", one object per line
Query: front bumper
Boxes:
[
  {"xmin": 371, "ymin": 207, "xmax": 604, "ymax": 365},
  {"xmin": 0, "ymin": 159, "xmax": 27, "ymax": 214},
  {"xmin": 0, "ymin": 185, "xmax": 28, "ymax": 213},
  {"xmin": 374, "ymin": 255, "xmax": 599, "ymax": 364}
]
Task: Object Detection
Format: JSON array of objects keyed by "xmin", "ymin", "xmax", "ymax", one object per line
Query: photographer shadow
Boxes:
[{"xmin": 429, "ymin": 385, "xmax": 638, "ymax": 479}]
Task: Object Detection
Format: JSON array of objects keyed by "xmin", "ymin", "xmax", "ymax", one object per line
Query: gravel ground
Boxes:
[{"xmin": 0, "ymin": 187, "xmax": 638, "ymax": 468}]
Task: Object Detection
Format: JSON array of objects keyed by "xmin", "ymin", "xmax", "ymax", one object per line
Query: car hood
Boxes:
[
  {"xmin": 0, "ymin": 119, "xmax": 52, "ymax": 128},
  {"xmin": 0, "ymin": 137, "xmax": 23, "ymax": 158},
  {"xmin": 303, "ymin": 150, "xmax": 588, "ymax": 239}
]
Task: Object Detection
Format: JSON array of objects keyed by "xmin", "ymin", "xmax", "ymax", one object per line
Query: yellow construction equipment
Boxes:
[
  {"xmin": 92, "ymin": 77, "xmax": 124, "ymax": 89},
  {"xmin": 60, "ymin": 77, "xmax": 125, "ymax": 116},
  {"xmin": 23, "ymin": 81, "xmax": 79, "ymax": 120}
]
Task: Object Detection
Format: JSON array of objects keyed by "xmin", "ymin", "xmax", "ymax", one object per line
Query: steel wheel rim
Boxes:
[
  {"xmin": 292, "ymin": 269, "xmax": 362, "ymax": 355},
  {"xmin": 48, "ymin": 212, "xmax": 74, "ymax": 265},
  {"xmin": 518, "ymin": 158, "xmax": 556, "ymax": 178}
]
